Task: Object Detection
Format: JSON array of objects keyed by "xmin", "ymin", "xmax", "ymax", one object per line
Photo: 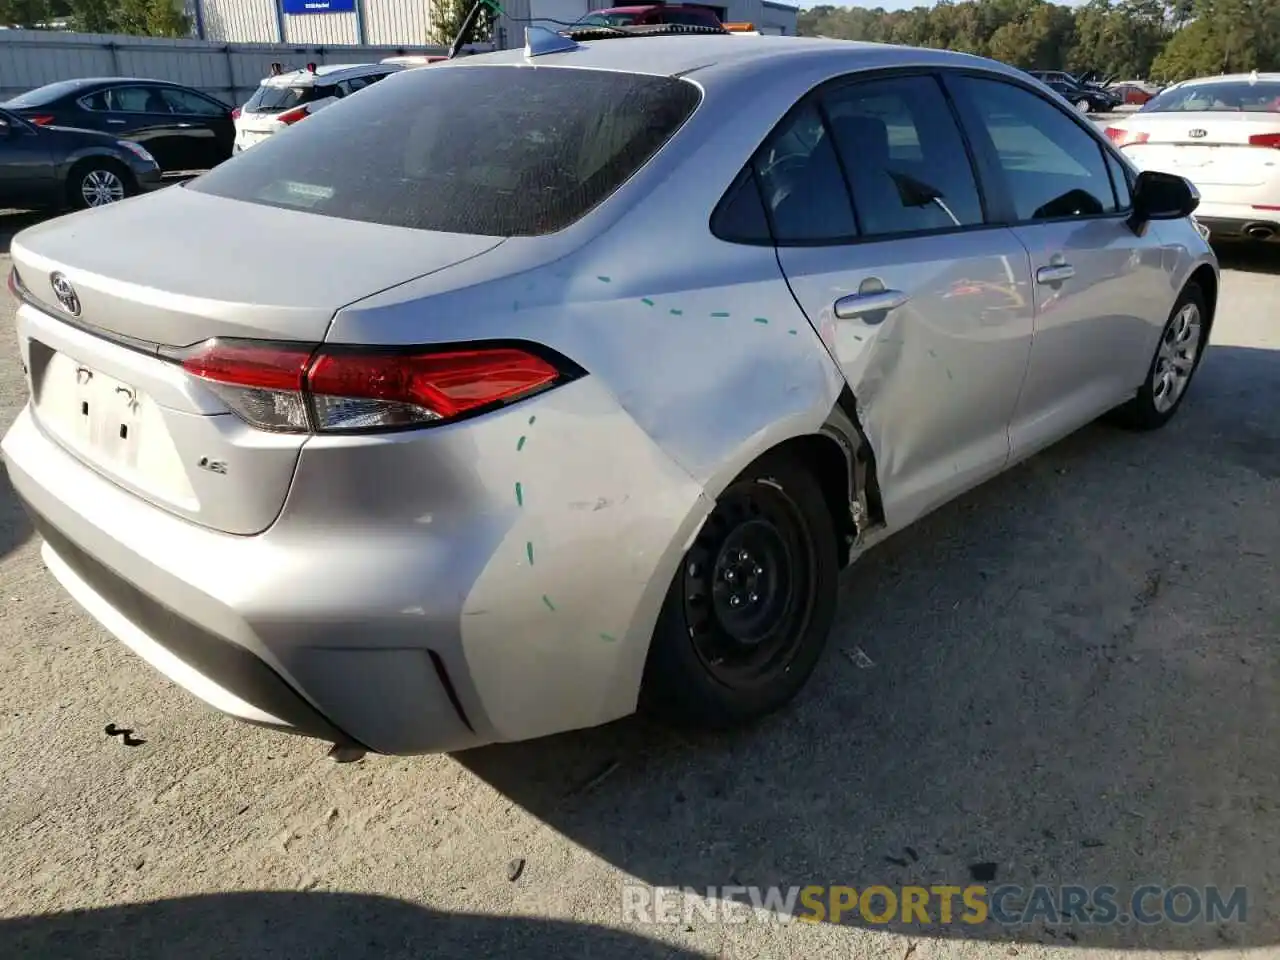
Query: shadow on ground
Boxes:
[
  {"xmin": 458, "ymin": 344, "xmax": 1280, "ymax": 949},
  {"xmin": 0, "ymin": 210, "xmax": 52, "ymax": 257},
  {"xmin": 1213, "ymin": 241, "xmax": 1280, "ymax": 275},
  {"xmin": 0, "ymin": 891, "xmax": 704, "ymax": 959}
]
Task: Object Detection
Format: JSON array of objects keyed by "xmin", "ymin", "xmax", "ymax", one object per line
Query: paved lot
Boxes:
[{"xmin": 0, "ymin": 208, "xmax": 1277, "ymax": 960}]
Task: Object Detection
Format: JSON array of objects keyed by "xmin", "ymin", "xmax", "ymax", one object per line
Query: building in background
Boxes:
[{"xmin": 191, "ymin": 0, "xmax": 797, "ymax": 47}]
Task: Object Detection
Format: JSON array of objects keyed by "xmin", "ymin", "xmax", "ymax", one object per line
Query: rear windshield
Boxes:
[
  {"xmin": 4, "ymin": 79, "xmax": 89, "ymax": 108},
  {"xmin": 1143, "ymin": 81, "xmax": 1280, "ymax": 113},
  {"xmin": 244, "ymin": 83, "xmax": 326, "ymax": 113},
  {"xmin": 190, "ymin": 65, "xmax": 701, "ymax": 236}
]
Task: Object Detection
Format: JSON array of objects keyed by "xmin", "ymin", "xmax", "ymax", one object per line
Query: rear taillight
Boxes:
[
  {"xmin": 276, "ymin": 106, "xmax": 309, "ymax": 125},
  {"xmin": 231, "ymin": 106, "xmax": 241, "ymax": 120},
  {"xmin": 1248, "ymin": 133, "xmax": 1280, "ymax": 149},
  {"xmin": 1104, "ymin": 126, "xmax": 1149, "ymax": 148},
  {"xmin": 173, "ymin": 339, "xmax": 574, "ymax": 433},
  {"xmin": 27, "ymin": 115, "xmax": 54, "ymax": 126}
]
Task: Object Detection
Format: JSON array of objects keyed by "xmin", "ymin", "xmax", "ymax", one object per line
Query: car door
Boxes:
[
  {"xmin": 944, "ymin": 73, "xmax": 1170, "ymax": 464},
  {"xmin": 0, "ymin": 111, "xmax": 56, "ymax": 207},
  {"xmin": 81, "ymin": 85, "xmax": 183, "ymax": 171},
  {"xmin": 763, "ymin": 72, "xmax": 1036, "ymax": 529},
  {"xmin": 157, "ymin": 86, "xmax": 234, "ymax": 170}
]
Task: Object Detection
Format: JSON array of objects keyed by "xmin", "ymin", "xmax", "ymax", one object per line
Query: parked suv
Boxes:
[{"xmin": 232, "ymin": 62, "xmax": 402, "ymax": 153}]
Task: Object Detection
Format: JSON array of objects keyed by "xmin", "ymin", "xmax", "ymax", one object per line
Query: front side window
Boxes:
[
  {"xmin": 190, "ymin": 66, "xmax": 701, "ymax": 236},
  {"xmin": 955, "ymin": 76, "xmax": 1117, "ymax": 222},
  {"xmin": 822, "ymin": 74, "xmax": 984, "ymax": 238}
]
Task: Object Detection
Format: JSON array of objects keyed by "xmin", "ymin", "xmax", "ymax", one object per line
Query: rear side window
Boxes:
[
  {"xmin": 244, "ymin": 84, "xmax": 324, "ymax": 114},
  {"xmin": 191, "ymin": 66, "xmax": 701, "ymax": 236},
  {"xmin": 752, "ymin": 102, "xmax": 857, "ymax": 243},
  {"xmin": 823, "ymin": 75, "xmax": 983, "ymax": 238}
]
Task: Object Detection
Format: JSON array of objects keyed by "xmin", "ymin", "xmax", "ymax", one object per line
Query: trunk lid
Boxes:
[
  {"xmin": 1118, "ymin": 112, "xmax": 1280, "ymax": 188},
  {"xmin": 11, "ymin": 186, "xmax": 503, "ymax": 535}
]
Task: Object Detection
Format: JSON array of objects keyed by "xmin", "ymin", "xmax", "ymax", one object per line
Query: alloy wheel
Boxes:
[
  {"xmin": 81, "ymin": 169, "xmax": 125, "ymax": 207},
  {"xmin": 1152, "ymin": 301, "xmax": 1203, "ymax": 413}
]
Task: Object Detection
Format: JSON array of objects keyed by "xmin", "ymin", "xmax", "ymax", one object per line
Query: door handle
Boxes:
[
  {"xmin": 106, "ymin": 119, "xmax": 126, "ymax": 125},
  {"xmin": 1036, "ymin": 263, "xmax": 1076, "ymax": 284},
  {"xmin": 833, "ymin": 289, "xmax": 910, "ymax": 320}
]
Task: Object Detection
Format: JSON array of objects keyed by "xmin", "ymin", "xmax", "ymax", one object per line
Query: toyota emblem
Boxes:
[
  {"xmin": 1188, "ymin": 128, "xmax": 1207, "ymax": 139},
  {"xmin": 50, "ymin": 272, "xmax": 80, "ymax": 317}
]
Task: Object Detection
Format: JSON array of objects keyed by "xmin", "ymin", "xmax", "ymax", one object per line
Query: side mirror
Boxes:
[{"xmin": 1129, "ymin": 169, "xmax": 1199, "ymax": 232}]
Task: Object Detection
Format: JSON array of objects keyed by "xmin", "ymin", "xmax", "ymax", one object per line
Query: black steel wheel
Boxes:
[{"xmin": 642, "ymin": 452, "xmax": 839, "ymax": 728}]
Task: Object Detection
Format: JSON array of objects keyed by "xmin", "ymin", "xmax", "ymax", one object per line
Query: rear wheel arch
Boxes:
[{"xmin": 711, "ymin": 386, "xmax": 883, "ymax": 570}]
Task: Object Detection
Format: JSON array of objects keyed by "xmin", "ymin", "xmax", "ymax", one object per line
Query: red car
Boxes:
[{"xmin": 574, "ymin": 4, "xmax": 723, "ymax": 28}]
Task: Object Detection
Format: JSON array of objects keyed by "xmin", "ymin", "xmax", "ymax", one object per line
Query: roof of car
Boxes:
[
  {"xmin": 1175, "ymin": 72, "xmax": 1280, "ymax": 85},
  {"xmin": 458, "ymin": 33, "xmax": 1002, "ymax": 83},
  {"xmin": 261, "ymin": 62, "xmax": 399, "ymax": 87}
]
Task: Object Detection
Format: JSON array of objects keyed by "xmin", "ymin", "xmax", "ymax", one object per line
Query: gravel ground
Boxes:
[{"xmin": 0, "ymin": 209, "xmax": 1277, "ymax": 960}]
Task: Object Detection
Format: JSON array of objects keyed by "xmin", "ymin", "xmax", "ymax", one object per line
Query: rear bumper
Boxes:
[
  {"xmin": 1, "ymin": 373, "xmax": 708, "ymax": 754},
  {"xmin": 1193, "ymin": 211, "xmax": 1280, "ymax": 241},
  {"xmin": 22, "ymin": 497, "xmax": 364, "ymax": 748}
]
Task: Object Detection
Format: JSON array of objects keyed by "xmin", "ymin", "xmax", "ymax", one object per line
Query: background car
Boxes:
[
  {"xmin": 2, "ymin": 37, "xmax": 1214, "ymax": 757},
  {"xmin": 232, "ymin": 62, "xmax": 402, "ymax": 153},
  {"xmin": 1, "ymin": 78, "xmax": 234, "ymax": 174},
  {"xmin": 0, "ymin": 107, "xmax": 160, "ymax": 211},
  {"xmin": 572, "ymin": 5, "xmax": 723, "ymax": 28},
  {"xmin": 1035, "ymin": 75, "xmax": 1120, "ymax": 113},
  {"xmin": 1104, "ymin": 72, "xmax": 1280, "ymax": 242},
  {"xmin": 1109, "ymin": 81, "xmax": 1161, "ymax": 106}
]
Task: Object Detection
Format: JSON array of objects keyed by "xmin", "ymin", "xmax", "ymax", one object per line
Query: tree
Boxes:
[
  {"xmin": 0, "ymin": 0, "xmax": 70, "ymax": 28},
  {"xmin": 59, "ymin": 0, "xmax": 190, "ymax": 35},
  {"xmin": 427, "ymin": 0, "xmax": 494, "ymax": 47},
  {"xmin": 796, "ymin": 0, "xmax": 1280, "ymax": 82}
]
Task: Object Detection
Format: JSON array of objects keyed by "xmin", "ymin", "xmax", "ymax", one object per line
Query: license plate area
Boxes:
[{"xmin": 31, "ymin": 340, "xmax": 147, "ymax": 471}]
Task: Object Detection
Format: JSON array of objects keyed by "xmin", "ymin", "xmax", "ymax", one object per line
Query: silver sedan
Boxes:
[{"xmin": 1, "ymin": 33, "xmax": 1217, "ymax": 756}]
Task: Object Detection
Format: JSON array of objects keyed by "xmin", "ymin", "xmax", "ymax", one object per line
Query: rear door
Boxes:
[
  {"xmin": 79, "ymin": 85, "xmax": 186, "ymax": 171},
  {"xmin": 945, "ymin": 72, "xmax": 1169, "ymax": 461},
  {"xmin": 763, "ymin": 71, "xmax": 1035, "ymax": 528},
  {"xmin": 157, "ymin": 86, "xmax": 234, "ymax": 170}
]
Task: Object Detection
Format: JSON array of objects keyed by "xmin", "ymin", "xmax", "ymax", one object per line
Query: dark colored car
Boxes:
[
  {"xmin": 2, "ymin": 78, "xmax": 235, "ymax": 173},
  {"xmin": 0, "ymin": 107, "xmax": 161, "ymax": 211},
  {"xmin": 1045, "ymin": 79, "xmax": 1119, "ymax": 113},
  {"xmin": 574, "ymin": 5, "xmax": 723, "ymax": 28}
]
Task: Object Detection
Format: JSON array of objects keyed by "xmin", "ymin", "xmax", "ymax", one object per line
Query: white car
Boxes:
[
  {"xmin": 1104, "ymin": 72, "xmax": 1280, "ymax": 242},
  {"xmin": 232, "ymin": 62, "xmax": 402, "ymax": 153}
]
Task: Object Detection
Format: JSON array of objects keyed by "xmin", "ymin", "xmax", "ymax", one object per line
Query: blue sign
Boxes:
[{"xmin": 281, "ymin": 0, "xmax": 355, "ymax": 13}]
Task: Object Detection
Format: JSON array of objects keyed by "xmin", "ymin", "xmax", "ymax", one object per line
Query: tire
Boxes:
[
  {"xmin": 640, "ymin": 452, "xmax": 839, "ymax": 729},
  {"xmin": 66, "ymin": 159, "xmax": 132, "ymax": 210},
  {"xmin": 1111, "ymin": 282, "xmax": 1208, "ymax": 431}
]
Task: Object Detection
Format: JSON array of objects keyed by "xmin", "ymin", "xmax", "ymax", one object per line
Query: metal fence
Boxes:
[{"xmin": 0, "ymin": 29, "xmax": 451, "ymax": 108}]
